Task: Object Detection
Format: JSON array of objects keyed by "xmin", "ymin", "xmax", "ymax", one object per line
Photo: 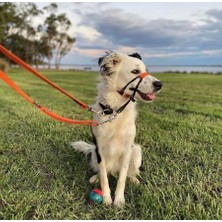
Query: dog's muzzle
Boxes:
[{"xmin": 119, "ymin": 72, "xmax": 163, "ymax": 102}]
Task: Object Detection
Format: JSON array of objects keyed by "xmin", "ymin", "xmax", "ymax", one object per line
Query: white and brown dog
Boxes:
[{"xmin": 72, "ymin": 51, "xmax": 162, "ymax": 207}]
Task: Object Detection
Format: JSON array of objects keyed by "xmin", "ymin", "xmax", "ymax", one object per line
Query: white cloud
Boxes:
[
  {"xmin": 73, "ymin": 47, "xmax": 104, "ymax": 58},
  {"xmin": 73, "ymin": 25, "xmax": 101, "ymax": 42}
]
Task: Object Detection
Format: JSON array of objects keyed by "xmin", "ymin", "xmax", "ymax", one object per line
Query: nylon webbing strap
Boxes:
[
  {"xmin": 0, "ymin": 70, "xmax": 99, "ymax": 126},
  {"xmin": 0, "ymin": 44, "xmax": 100, "ymax": 126},
  {"xmin": 0, "ymin": 44, "xmax": 88, "ymax": 109}
]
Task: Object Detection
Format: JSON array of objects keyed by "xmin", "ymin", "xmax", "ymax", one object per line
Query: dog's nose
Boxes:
[{"xmin": 153, "ymin": 81, "xmax": 163, "ymax": 91}]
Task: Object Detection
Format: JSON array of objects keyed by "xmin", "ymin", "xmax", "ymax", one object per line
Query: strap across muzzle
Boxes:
[
  {"xmin": 118, "ymin": 72, "xmax": 150, "ymax": 96},
  {"xmin": 139, "ymin": 72, "xmax": 150, "ymax": 79}
]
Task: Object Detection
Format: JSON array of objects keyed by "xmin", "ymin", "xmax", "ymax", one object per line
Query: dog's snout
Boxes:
[{"xmin": 153, "ymin": 81, "xmax": 163, "ymax": 91}]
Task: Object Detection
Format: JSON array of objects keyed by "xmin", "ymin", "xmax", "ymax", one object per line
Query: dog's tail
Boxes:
[{"xmin": 71, "ymin": 141, "xmax": 95, "ymax": 155}]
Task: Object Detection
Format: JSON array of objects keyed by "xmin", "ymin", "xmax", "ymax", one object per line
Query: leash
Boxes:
[
  {"xmin": 0, "ymin": 69, "xmax": 99, "ymax": 126},
  {"xmin": 0, "ymin": 44, "xmax": 89, "ymax": 110},
  {"xmin": 0, "ymin": 44, "xmax": 149, "ymax": 126},
  {"xmin": 0, "ymin": 44, "xmax": 99, "ymax": 126}
]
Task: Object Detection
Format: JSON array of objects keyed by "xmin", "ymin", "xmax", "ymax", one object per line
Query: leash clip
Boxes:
[
  {"xmin": 87, "ymin": 106, "xmax": 103, "ymax": 116},
  {"xmin": 99, "ymin": 112, "xmax": 117, "ymax": 125},
  {"xmin": 87, "ymin": 105, "xmax": 117, "ymax": 125}
]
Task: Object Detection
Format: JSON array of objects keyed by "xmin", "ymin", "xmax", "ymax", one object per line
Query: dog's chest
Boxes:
[{"xmin": 95, "ymin": 109, "xmax": 136, "ymax": 154}]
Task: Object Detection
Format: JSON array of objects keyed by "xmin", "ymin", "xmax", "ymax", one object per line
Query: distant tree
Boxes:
[
  {"xmin": 54, "ymin": 13, "xmax": 76, "ymax": 69},
  {"xmin": 17, "ymin": 3, "xmax": 43, "ymax": 64},
  {"xmin": 43, "ymin": 14, "xmax": 57, "ymax": 69},
  {"xmin": 0, "ymin": 3, "xmax": 18, "ymax": 45},
  {"xmin": 43, "ymin": 4, "xmax": 76, "ymax": 70},
  {"xmin": 5, "ymin": 34, "xmax": 33, "ymax": 61},
  {"xmin": 42, "ymin": 3, "xmax": 58, "ymax": 69},
  {"xmin": 0, "ymin": 2, "xmax": 75, "ymax": 69},
  {"xmin": 55, "ymin": 33, "xmax": 75, "ymax": 70},
  {"xmin": 43, "ymin": 3, "xmax": 58, "ymax": 14},
  {"xmin": 35, "ymin": 34, "xmax": 52, "ymax": 69}
]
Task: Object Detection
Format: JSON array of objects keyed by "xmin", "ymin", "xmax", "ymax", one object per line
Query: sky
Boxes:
[{"xmin": 35, "ymin": 2, "xmax": 222, "ymax": 66}]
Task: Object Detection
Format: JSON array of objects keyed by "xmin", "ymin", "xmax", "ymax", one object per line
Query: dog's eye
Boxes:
[{"xmin": 131, "ymin": 69, "xmax": 140, "ymax": 74}]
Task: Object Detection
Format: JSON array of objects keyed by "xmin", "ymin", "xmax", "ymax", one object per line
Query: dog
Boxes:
[{"xmin": 71, "ymin": 51, "xmax": 162, "ymax": 207}]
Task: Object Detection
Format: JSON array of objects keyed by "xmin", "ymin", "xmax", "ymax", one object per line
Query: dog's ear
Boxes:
[
  {"xmin": 129, "ymin": 53, "xmax": 142, "ymax": 61},
  {"xmin": 99, "ymin": 52, "xmax": 121, "ymax": 76}
]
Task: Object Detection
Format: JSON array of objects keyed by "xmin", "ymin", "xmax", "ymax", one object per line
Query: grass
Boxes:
[{"xmin": 0, "ymin": 68, "xmax": 222, "ymax": 219}]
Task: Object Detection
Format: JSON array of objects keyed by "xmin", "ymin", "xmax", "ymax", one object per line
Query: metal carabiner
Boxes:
[
  {"xmin": 87, "ymin": 106, "xmax": 104, "ymax": 116},
  {"xmin": 98, "ymin": 113, "xmax": 117, "ymax": 125}
]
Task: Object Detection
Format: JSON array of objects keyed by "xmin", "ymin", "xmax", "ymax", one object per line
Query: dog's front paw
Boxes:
[
  {"xmin": 129, "ymin": 177, "xmax": 140, "ymax": 185},
  {"xmin": 114, "ymin": 196, "xmax": 125, "ymax": 207},
  {"xmin": 103, "ymin": 195, "xmax": 113, "ymax": 205},
  {"xmin": 89, "ymin": 174, "xmax": 98, "ymax": 184}
]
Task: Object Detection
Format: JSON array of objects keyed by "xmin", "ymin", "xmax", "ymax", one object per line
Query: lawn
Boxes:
[{"xmin": 0, "ymin": 68, "xmax": 222, "ymax": 219}]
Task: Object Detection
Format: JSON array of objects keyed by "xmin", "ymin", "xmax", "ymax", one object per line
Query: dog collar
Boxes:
[{"xmin": 99, "ymin": 102, "xmax": 114, "ymax": 115}]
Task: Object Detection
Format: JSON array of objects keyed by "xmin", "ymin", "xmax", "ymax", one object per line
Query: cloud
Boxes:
[
  {"xmin": 74, "ymin": 25, "xmax": 101, "ymax": 42},
  {"xmin": 61, "ymin": 3, "xmax": 222, "ymax": 65},
  {"xmin": 206, "ymin": 9, "xmax": 222, "ymax": 21},
  {"xmin": 73, "ymin": 47, "xmax": 104, "ymax": 58},
  {"xmin": 75, "ymin": 6, "xmax": 207, "ymax": 52},
  {"xmin": 80, "ymin": 9, "xmax": 182, "ymax": 48}
]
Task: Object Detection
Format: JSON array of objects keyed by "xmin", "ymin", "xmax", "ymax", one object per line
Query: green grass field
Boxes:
[{"xmin": 0, "ymin": 68, "xmax": 222, "ymax": 219}]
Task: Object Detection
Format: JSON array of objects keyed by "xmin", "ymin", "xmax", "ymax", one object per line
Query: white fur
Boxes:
[{"xmin": 72, "ymin": 52, "xmax": 161, "ymax": 207}]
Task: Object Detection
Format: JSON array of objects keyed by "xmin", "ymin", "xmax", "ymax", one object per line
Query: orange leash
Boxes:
[
  {"xmin": 0, "ymin": 44, "xmax": 88, "ymax": 109},
  {"xmin": 0, "ymin": 70, "xmax": 98, "ymax": 126},
  {"xmin": 0, "ymin": 44, "xmax": 99, "ymax": 126}
]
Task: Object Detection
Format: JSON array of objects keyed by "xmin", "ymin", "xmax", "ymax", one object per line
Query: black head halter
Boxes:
[{"xmin": 98, "ymin": 72, "xmax": 149, "ymax": 121}]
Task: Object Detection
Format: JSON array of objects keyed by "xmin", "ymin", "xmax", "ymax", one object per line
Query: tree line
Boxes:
[{"xmin": 0, "ymin": 3, "xmax": 76, "ymax": 70}]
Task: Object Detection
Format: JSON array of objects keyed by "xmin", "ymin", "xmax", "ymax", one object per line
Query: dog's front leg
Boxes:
[
  {"xmin": 114, "ymin": 148, "xmax": 132, "ymax": 207},
  {"xmin": 99, "ymin": 158, "xmax": 112, "ymax": 205}
]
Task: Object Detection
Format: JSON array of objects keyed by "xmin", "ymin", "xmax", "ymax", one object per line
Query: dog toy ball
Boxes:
[{"xmin": 88, "ymin": 189, "xmax": 103, "ymax": 204}]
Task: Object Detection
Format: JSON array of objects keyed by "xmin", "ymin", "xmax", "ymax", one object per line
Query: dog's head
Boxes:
[{"xmin": 98, "ymin": 51, "xmax": 162, "ymax": 102}]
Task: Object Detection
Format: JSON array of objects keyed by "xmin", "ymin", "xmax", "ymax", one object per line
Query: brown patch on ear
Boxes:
[
  {"xmin": 99, "ymin": 51, "xmax": 121, "ymax": 76},
  {"xmin": 111, "ymin": 53, "xmax": 121, "ymax": 67},
  {"xmin": 113, "ymin": 59, "xmax": 118, "ymax": 66}
]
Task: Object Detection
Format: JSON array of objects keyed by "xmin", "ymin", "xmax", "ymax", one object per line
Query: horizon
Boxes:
[
  {"xmin": 30, "ymin": 63, "xmax": 222, "ymax": 74},
  {"xmin": 58, "ymin": 63, "xmax": 222, "ymax": 67}
]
